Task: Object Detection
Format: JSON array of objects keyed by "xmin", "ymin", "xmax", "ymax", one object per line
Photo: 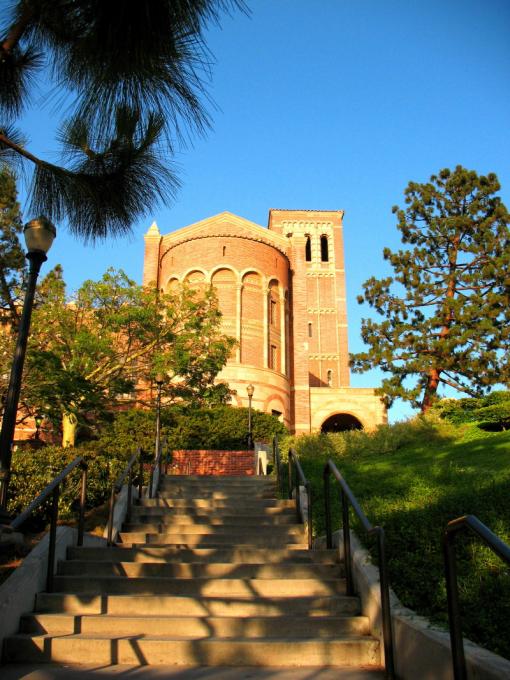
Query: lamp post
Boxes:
[
  {"xmin": 34, "ymin": 414, "xmax": 43, "ymax": 441},
  {"xmin": 154, "ymin": 372, "xmax": 164, "ymax": 461},
  {"xmin": 246, "ymin": 383, "xmax": 255, "ymax": 450},
  {"xmin": 0, "ymin": 217, "xmax": 56, "ymax": 518}
]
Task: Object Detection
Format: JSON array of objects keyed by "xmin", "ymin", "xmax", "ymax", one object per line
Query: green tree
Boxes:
[
  {"xmin": 24, "ymin": 268, "xmax": 235, "ymax": 446},
  {"xmin": 0, "ymin": 167, "xmax": 24, "ymax": 326},
  {"xmin": 0, "ymin": 1, "xmax": 244, "ymax": 239},
  {"xmin": 351, "ymin": 166, "xmax": 510, "ymax": 412}
]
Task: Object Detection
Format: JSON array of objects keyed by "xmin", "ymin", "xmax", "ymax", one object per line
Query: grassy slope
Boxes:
[{"xmin": 287, "ymin": 422, "xmax": 510, "ymax": 659}]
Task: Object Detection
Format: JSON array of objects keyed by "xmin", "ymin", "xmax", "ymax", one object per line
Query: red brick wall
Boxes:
[{"xmin": 170, "ymin": 450, "xmax": 255, "ymax": 476}]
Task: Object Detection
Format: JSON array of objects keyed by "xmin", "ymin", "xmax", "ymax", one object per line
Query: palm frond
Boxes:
[
  {"xmin": 30, "ymin": 108, "xmax": 180, "ymax": 241},
  {"xmin": 0, "ymin": 123, "xmax": 28, "ymax": 171},
  {"xmin": 23, "ymin": 1, "xmax": 247, "ymax": 145},
  {"xmin": 0, "ymin": 44, "xmax": 43, "ymax": 118}
]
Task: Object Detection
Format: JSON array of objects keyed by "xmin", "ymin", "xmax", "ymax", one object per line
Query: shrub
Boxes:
[
  {"xmin": 7, "ymin": 444, "xmax": 135, "ymax": 528},
  {"xmin": 96, "ymin": 405, "xmax": 287, "ymax": 454}
]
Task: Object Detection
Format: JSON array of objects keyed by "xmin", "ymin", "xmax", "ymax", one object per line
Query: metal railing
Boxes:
[
  {"xmin": 9, "ymin": 456, "xmax": 88, "ymax": 592},
  {"xmin": 106, "ymin": 448, "xmax": 143, "ymax": 545},
  {"xmin": 288, "ymin": 448, "xmax": 313, "ymax": 550},
  {"xmin": 323, "ymin": 459, "xmax": 395, "ymax": 679},
  {"xmin": 149, "ymin": 438, "xmax": 167, "ymax": 497},
  {"xmin": 443, "ymin": 514, "xmax": 510, "ymax": 680},
  {"xmin": 273, "ymin": 436, "xmax": 282, "ymax": 494}
]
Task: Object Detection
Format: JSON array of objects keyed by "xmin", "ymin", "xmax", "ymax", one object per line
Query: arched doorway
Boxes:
[{"xmin": 321, "ymin": 413, "xmax": 363, "ymax": 432}]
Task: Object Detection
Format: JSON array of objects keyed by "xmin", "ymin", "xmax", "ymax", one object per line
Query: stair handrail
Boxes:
[
  {"xmin": 106, "ymin": 447, "xmax": 143, "ymax": 546},
  {"xmin": 148, "ymin": 437, "xmax": 167, "ymax": 498},
  {"xmin": 7, "ymin": 456, "xmax": 88, "ymax": 592},
  {"xmin": 288, "ymin": 448, "xmax": 313, "ymax": 550},
  {"xmin": 323, "ymin": 458, "xmax": 395, "ymax": 680},
  {"xmin": 443, "ymin": 514, "xmax": 510, "ymax": 680},
  {"xmin": 273, "ymin": 435, "xmax": 282, "ymax": 494}
]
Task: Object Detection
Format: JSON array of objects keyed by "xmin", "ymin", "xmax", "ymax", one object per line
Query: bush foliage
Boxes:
[{"xmin": 432, "ymin": 391, "xmax": 510, "ymax": 430}]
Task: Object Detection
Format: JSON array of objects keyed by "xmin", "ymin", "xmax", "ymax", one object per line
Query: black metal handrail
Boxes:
[
  {"xmin": 273, "ymin": 436, "xmax": 282, "ymax": 493},
  {"xmin": 443, "ymin": 514, "xmax": 510, "ymax": 680},
  {"xmin": 107, "ymin": 447, "xmax": 143, "ymax": 546},
  {"xmin": 149, "ymin": 437, "xmax": 166, "ymax": 498},
  {"xmin": 288, "ymin": 449, "xmax": 313, "ymax": 550},
  {"xmin": 323, "ymin": 459, "xmax": 395, "ymax": 679},
  {"xmin": 9, "ymin": 456, "xmax": 88, "ymax": 592}
]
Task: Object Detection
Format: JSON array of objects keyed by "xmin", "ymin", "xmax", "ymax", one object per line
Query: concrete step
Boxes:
[
  {"xmin": 130, "ymin": 503, "xmax": 295, "ymax": 515},
  {"xmin": 137, "ymin": 498, "xmax": 294, "ymax": 509},
  {"xmin": 67, "ymin": 546, "xmax": 338, "ymax": 564},
  {"xmin": 4, "ymin": 634, "xmax": 380, "ymax": 667},
  {"xmin": 117, "ymin": 532, "xmax": 307, "ymax": 547},
  {"xmin": 159, "ymin": 478, "xmax": 275, "ymax": 487},
  {"xmin": 156, "ymin": 491, "xmax": 277, "ymax": 500},
  {"xmin": 162, "ymin": 475, "xmax": 276, "ymax": 482},
  {"xmin": 21, "ymin": 613, "xmax": 369, "ymax": 637},
  {"xmin": 0, "ymin": 664, "xmax": 385, "ymax": 679},
  {"xmin": 58, "ymin": 561, "xmax": 342, "ymax": 579},
  {"xmin": 50, "ymin": 575, "xmax": 347, "ymax": 597},
  {"xmin": 126, "ymin": 512, "xmax": 297, "ymax": 525},
  {"xmin": 120, "ymin": 522, "xmax": 303, "ymax": 534},
  {"xmin": 35, "ymin": 593, "xmax": 363, "ymax": 617}
]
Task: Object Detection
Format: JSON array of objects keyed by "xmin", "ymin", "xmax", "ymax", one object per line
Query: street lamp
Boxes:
[
  {"xmin": 154, "ymin": 372, "xmax": 165, "ymax": 461},
  {"xmin": 0, "ymin": 217, "xmax": 56, "ymax": 518},
  {"xmin": 246, "ymin": 383, "xmax": 255, "ymax": 450},
  {"xmin": 34, "ymin": 414, "xmax": 44, "ymax": 441}
]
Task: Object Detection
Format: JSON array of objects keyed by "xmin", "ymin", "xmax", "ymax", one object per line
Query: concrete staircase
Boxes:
[{"xmin": 3, "ymin": 474, "xmax": 383, "ymax": 673}]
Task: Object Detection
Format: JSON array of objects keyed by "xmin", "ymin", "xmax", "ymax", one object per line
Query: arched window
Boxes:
[
  {"xmin": 320, "ymin": 235, "xmax": 329, "ymax": 262},
  {"xmin": 308, "ymin": 322, "xmax": 312, "ymax": 338},
  {"xmin": 305, "ymin": 236, "xmax": 311, "ymax": 262},
  {"xmin": 327, "ymin": 369, "xmax": 332, "ymax": 386}
]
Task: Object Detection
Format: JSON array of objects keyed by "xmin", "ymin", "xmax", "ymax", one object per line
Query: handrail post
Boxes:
[
  {"xmin": 376, "ymin": 527, "xmax": 395, "ymax": 679},
  {"xmin": 341, "ymin": 488, "xmax": 354, "ymax": 596},
  {"xmin": 324, "ymin": 466, "xmax": 332, "ymax": 550},
  {"xmin": 287, "ymin": 453, "xmax": 292, "ymax": 500},
  {"xmin": 443, "ymin": 529, "xmax": 467, "ymax": 680},
  {"xmin": 107, "ymin": 485, "xmax": 115, "ymax": 546},
  {"xmin": 295, "ymin": 468, "xmax": 301, "ymax": 523},
  {"xmin": 77, "ymin": 464, "xmax": 87, "ymax": 547},
  {"xmin": 138, "ymin": 449, "xmax": 144, "ymax": 500},
  {"xmin": 306, "ymin": 481, "xmax": 313, "ymax": 550},
  {"xmin": 148, "ymin": 467, "xmax": 154, "ymax": 499},
  {"xmin": 46, "ymin": 486, "xmax": 59, "ymax": 592},
  {"xmin": 126, "ymin": 467, "xmax": 133, "ymax": 523}
]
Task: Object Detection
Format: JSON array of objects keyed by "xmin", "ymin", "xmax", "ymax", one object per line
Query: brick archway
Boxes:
[{"xmin": 321, "ymin": 413, "xmax": 363, "ymax": 432}]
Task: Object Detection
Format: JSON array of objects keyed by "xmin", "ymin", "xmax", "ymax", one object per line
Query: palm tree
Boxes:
[{"xmin": 0, "ymin": 0, "xmax": 246, "ymax": 240}]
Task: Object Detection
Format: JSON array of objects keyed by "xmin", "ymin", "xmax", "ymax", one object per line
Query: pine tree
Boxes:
[
  {"xmin": 351, "ymin": 166, "xmax": 510, "ymax": 412},
  {"xmin": 0, "ymin": 167, "xmax": 25, "ymax": 327},
  {"xmin": 0, "ymin": 1, "xmax": 245, "ymax": 240}
]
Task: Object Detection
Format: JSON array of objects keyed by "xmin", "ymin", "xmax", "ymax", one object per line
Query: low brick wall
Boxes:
[{"xmin": 170, "ymin": 450, "xmax": 255, "ymax": 476}]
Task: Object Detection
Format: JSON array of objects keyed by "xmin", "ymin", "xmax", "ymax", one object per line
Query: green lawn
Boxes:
[{"xmin": 282, "ymin": 420, "xmax": 510, "ymax": 659}]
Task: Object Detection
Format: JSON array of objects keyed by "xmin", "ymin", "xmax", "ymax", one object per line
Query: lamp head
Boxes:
[
  {"xmin": 34, "ymin": 414, "xmax": 43, "ymax": 429},
  {"xmin": 23, "ymin": 216, "xmax": 56, "ymax": 255},
  {"xmin": 246, "ymin": 384, "xmax": 255, "ymax": 398},
  {"xmin": 155, "ymin": 372, "xmax": 165, "ymax": 385}
]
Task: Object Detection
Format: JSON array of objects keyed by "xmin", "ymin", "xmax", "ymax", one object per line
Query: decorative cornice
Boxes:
[{"xmin": 308, "ymin": 353, "xmax": 340, "ymax": 360}]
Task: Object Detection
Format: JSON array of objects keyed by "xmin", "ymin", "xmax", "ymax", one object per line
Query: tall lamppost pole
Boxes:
[
  {"xmin": 154, "ymin": 373, "xmax": 164, "ymax": 461},
  {"xmin": 246, "ymin": 383, "xmax": 255, "ymax": 450},
  {"xmin": 0, "ymin": 217, "xmax": 56, "ymax": 519}
]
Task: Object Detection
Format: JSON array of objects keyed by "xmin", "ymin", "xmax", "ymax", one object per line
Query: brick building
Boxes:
[{"xmin": 143, "ymin": 209, "xmax": 386, "ymax": 434}]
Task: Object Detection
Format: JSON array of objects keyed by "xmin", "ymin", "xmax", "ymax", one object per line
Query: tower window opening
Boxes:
[
  {"xmin": 269, "ymin": 344, "xmax": 277, "ymax": 369},
  {"xmin": 321, "ymin": 235, "xmax": 329, "ymax": 262},
  {"xmin": 305, "ymin": 236, "xmax": 312, "ymax": 262},
  {"xmin": 308, "ymin": 322, "xmax": 312, "ymax": 338},
  {"xmin": 327, "ymin": 369, "xmax": 333, "ymax": 386},
  {"xmin": 222, "ymin": 245, "xmax": 226, "ymax": 256},
  {"xmin": 270, "ymin": 299, "xmax": 277, "ymax": 325}
]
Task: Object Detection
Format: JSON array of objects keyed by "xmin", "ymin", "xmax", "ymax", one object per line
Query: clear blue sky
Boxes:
[{"xmin": 10, "ymin": 0, "xmax": 510, "ymax": 422}]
